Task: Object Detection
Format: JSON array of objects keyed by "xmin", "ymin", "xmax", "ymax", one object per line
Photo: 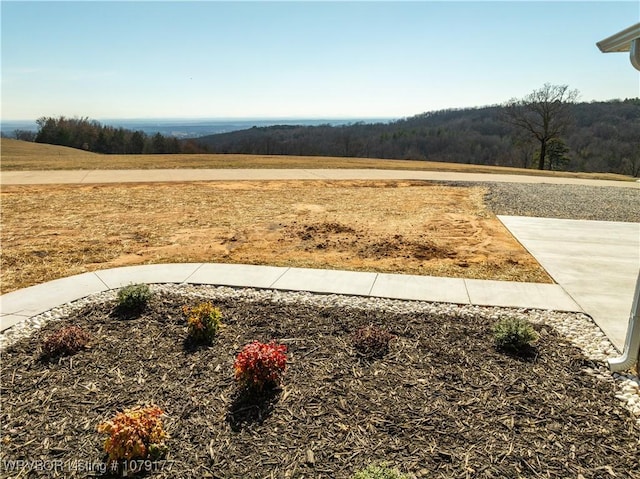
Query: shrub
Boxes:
[
  {"xmin": 352, "ymin": 325, "xmax": 395, "ymax": 358},
  {"xmin": 234, "ymin": 341, "xmax": 288, "ymax": 391},
  {"xmin": 183, "ymin": 302, "xmax": 223, "ymax": 343},
  {"xmin": 352, "ymin": 463, "xmax": 409, "ymax": 479},
  {"xmin": 41, "ymin": 325, "xmax": 91, "ymax": 358},
  {"xmin": 97, "ymin": 405, "xmax": 168, "ymax": 464},
  {"xmin": 493, "ymin": 317, "xmax": 539, "ymax": 352},
  {"xmin": 116, "ymin": 283, "xmax": 152, "ymax": 315}
]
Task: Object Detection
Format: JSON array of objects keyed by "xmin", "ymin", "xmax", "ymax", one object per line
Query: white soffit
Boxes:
[
  {"xmin": 597, "ymin": 22, "xmax": 640, "ymax": 53},
  {"xmin": 596, "ymin": 22, "xmax": 640, "ymax": 71}
]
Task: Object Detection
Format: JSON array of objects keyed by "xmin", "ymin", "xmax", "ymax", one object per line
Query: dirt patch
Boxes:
[
  {"xmin": 0, "ymin": 180, "xmax": 551, "ymax": 293},
  {"xmin": 289, "ymin": 223, "xmax": 450, "ymax": 261},
  {"xmin": 1, "ymin": 292, "xmax": 638, "ymax": 478}
]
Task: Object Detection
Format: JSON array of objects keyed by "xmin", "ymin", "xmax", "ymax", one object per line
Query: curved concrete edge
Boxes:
[{"xmin": 0, "ymin": 263, "xmax": 582, "ymax": 333}]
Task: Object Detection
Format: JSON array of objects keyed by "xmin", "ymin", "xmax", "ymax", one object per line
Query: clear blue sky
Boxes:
[{"xmin": 1, "ymin": 1, "xmax": 639, "ymax": 121}]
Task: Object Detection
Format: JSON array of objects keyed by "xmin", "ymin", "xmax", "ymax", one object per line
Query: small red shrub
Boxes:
[
  {"xmin": 233, "ymin": 341, "xmax": 288, "ymax": 390},
  {"xmin": 352, "ymin": 325, "xmax": 395, "ymax": 358},
  {"xmin": 41, "ymin": 325, "xmax": 91, "ymax": 358}
]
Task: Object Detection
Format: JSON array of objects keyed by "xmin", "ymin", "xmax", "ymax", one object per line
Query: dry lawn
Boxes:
[
  {"xmin": 1, "ymin": 139, "xmax": 633, "ymax": 182},
  {"xmin": 0, "ymin": 180, "xmax": 551, "ymax": 293}
]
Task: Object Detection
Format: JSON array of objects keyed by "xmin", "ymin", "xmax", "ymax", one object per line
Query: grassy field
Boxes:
[
  {"xmin": 1, "ymin": 138, "xmax": 634, "ymax": 181},
  {"xmin": 1, "ymin": 138, "xmax": 631, "ymax": 294},
  {"xmin": 0, "ymin": 180, "xmax": 552, "ymax": 293}
]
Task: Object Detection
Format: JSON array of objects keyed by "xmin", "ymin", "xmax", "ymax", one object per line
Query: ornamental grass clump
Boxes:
[
  {"xmin": 183, "ymin": 302, "xmax": 223, "ymax": 344},
  {"xmin": 116, "ymin": 283, "xmax": 152, "ymax": 316},
  {"xmin": 234, "ymin": 341, "xmax": 288, "ymax": 391},
  {"xmin": 352, "ymin": 463, "xmax": 409, "ymax": 479},
  {"xmin": 352, "ymin": 325, "xmax": 395, "ymax": 358},
  {"xmin": 41, "ymin": 325, "xmax": 91, "ymax": 359},
  {"xmin": 493, "ymin": 316, "xmax": 539, "ymax": 353},
  {"xmin": 97, "ymin": 405, "xmax": 168, "ymax": 465}
]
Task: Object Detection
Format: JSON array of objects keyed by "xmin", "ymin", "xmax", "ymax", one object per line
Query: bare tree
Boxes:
[
  {"xmin": 13, "ymin": 129, "xmax": 36, "ymax": 142},
  {"xmin": 511, "ymin": 131, "xmax": 537, "ymax": 169},
  {"xmin": 501, "ymin": 83, "xmax": 579, "ymax": 170},
  {"xmin": 619, "ymin": 138, "xmax": 640, "ymax": 177}
]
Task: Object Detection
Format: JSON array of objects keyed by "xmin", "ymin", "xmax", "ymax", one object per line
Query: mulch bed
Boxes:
[{"xmin": 1, "ymin": 292, "xmax": 638, "ymax": 478}]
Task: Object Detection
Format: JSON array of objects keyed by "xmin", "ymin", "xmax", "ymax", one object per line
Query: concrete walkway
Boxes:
[
  {"xmin": 499, "ymin": 216, "xmax": 640, "ymax": 351},
  {"xmin": 0, "ymin": 261, "xmax": 581, "ymax": 333},
  {"xmin": 1, "ymin": 168, "xmax": 639, "ymax": 188}
]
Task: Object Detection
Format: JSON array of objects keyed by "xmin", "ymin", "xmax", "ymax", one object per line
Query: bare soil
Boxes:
[
  {"xmin": 0, "ymin": 180, "xmax": 551, "ymax": 293},
  {"xmin": 1, "ymin": 292, "xmax": 638, "ymax": 478}
]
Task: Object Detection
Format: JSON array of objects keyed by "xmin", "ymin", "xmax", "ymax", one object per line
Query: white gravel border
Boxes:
[{"xmin": 1, "ymin": 283, "xmax": 638, "ymax": 425}]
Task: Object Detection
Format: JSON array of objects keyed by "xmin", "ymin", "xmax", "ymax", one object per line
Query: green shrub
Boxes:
[
  {"xmin": 352, "ymin": 463, "xmax": 409, "ymax": 479},
  {"xmin": 183, "ymin": 302, "xmax": 223, "ymax": 343},
  {"xmin": 41, "ymin": 325, "xmax": 91, "ymax": 358},
  {"xmin": 493, "ymin": 317, "xmax": 539, "ymax": 352},
  {"xmin": 352, "ymin": 325, "xmax": 395, "ymax": 358},
  {"xmin": 116, "ymin": 283, "xmax": 152, "ymax": 315}
]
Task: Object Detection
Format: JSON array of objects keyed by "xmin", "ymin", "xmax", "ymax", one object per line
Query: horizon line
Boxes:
[
  {"xmin": 2, "ymin": 96, "xmax": 638, "ymax": 124},
  {"xmin": 1, "ymin": 116, "xmax": 399, "ymax": 123}
]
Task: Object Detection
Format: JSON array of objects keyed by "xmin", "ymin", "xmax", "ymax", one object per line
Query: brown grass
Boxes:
[
  {"xmin": 0, "ymin": 180, "xmax": 551, "ymax": 293},
  {"xmin": 1, "ymin": 139, "xmax": 634, "ymax": 181}
]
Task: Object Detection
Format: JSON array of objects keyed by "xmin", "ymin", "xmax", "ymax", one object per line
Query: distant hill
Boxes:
[
  {"xmin": 192, "ymin": 99, "xmax": 640, "ymax": 176},
  {"xmin": 0, "ymin": 118, "xmax": 388, "ymax": 139}
]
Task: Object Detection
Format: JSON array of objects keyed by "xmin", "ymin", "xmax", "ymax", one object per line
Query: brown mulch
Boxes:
[{"xmin": 1, "ymin": 292, "xmax": 638, "ymax": 479}]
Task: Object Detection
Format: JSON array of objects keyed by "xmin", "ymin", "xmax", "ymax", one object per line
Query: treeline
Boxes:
[
  {"xmin": 194, "ymin": 99, "xmax": 640, "ymax": 176},
  {"xmin": 19, "ymin": 116, "xmax": 207, "ymax": 154},
  {"xmin": 11, "ymin": 99, "xmax": 640, "ymax": 175}
]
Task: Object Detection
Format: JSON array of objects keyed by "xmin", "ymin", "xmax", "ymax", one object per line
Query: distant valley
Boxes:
[
  {"xmin": 1, "ymin": 118, "xmax": 392, "ymax": 139},
  {"xmin": 3, "ymin": 99, "xmax": 638, "ymax": 176}
]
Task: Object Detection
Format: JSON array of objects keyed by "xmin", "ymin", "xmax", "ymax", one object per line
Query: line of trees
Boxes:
[
  {"xmin": 197, "ymin": 93, "xmax": 640, "ymax": 176},
  {"xmin": 9, "ymin": 87, "xmax": 639, "ymax": 175},
  {"xmin": 193, "ymin": 93, "xmax": 639, "ymax": 176},
  {"xmin": 25, "ymin": 116, "xmax": 207, "ymax": 155}
]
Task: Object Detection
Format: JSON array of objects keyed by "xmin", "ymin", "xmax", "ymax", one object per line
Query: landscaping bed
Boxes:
[{"xmin": 1, "ymin": 287, "xmax": 639, "ymax": 478}]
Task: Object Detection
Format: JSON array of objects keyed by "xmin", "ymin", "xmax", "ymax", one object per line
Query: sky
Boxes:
[{"xmin": 1, "ymin": 1, "xmax": 639, "ymax": 121}]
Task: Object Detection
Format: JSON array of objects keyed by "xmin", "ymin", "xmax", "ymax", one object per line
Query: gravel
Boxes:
[
  {"xmin": 483, "ymin": 182, "xmax": 640, "ymax": 222},
  {"xmin": 2, "ymin": 284, "xmax": 638, "ymax": 425}
]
